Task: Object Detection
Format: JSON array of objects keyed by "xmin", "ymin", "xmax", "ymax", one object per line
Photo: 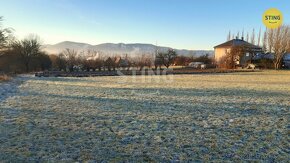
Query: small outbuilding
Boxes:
[{"xmin": 188, "ymin": 62, "xmax": 205, "ymax": 69}]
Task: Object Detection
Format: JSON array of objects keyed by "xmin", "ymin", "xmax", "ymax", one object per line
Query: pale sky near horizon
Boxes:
[{"xmin": 1, "ymin": 0, "xmax": 289, "ymax": 50}]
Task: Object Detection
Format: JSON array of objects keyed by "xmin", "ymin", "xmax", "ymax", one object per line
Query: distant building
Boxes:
[
  {"xmin": 115, "ymin": 57, "xmax": 129, "ymax": 68},
  {"xmin": 214, "ymin": 37, "xmax": 262, "ymax": 67},
  {"xmin": 188, "ymin": 62, "xmax": 204, "ymax": 69}
]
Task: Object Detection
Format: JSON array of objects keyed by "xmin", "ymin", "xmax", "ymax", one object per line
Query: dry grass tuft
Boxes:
[{"xmin": 0, "ymin": 74, "xmax": 11, "ymax": 82}]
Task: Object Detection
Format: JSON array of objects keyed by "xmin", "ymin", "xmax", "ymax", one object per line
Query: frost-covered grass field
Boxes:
[{"xmin": 0, "ymin": 71, "xmax": 289, "ymax": 162}]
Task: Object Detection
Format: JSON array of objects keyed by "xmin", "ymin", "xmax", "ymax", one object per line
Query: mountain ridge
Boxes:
[{"xmin": 42, "ymin": 41, "xmax": 214, "ymax": 57}]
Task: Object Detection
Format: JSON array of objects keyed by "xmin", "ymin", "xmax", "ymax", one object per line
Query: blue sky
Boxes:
[{"xmin": 1, "ymin": 0, "xmax": 289, "ymax": 50}]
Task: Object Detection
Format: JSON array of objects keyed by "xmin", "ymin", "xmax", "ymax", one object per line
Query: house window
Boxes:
[{"xmin": 225, "ymin": 49, "xmax": 230, "ymax": 54}]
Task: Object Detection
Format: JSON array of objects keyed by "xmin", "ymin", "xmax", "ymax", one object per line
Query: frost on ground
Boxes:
[
  {"xmin": 0, "ymin": 76, "xmax": 26, "ymax": 102},
  {"xmin": 0, "ymin": 71, "xmax": 289, "ymax": 162}
]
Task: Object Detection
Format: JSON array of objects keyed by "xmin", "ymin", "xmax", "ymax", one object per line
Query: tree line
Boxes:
[
  {"xmin": 1, "ymin": 16, "xmax": 215, "ymax": 73},
  {"xmin": 0, "ymin": 17, "xmax": 51, "ymax": 73},
  {"xmin": 0, "ymin": 16, "xmax": 180, "ymax": 73}
]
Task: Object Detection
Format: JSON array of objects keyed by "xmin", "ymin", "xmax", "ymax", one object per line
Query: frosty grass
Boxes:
[{"xmin": 0, "ymin": 71, "xmax": 289, "ymax": 162}]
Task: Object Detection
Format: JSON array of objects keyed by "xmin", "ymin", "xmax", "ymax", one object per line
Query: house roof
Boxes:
[{"xmin": 214, "ymin": 39, "xmax": 262, "ymax": 49}]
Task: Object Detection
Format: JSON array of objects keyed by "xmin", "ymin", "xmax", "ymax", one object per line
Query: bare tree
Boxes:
[
  {"xmin": 95, "ymin": 59, "xmax": 104, "ymax": 71},
  {"xmin": 257, "ymin": 27, "xmax": 261, "ymax": 46},
  {"xmin": 227, "ymin": 31, "xmax": 231, "ymax": 41},
  {"xmin": 97, "ymin": 53, "xmax": 105, "ymax": 71},
  {"xmin": 0, "ymin": 16, "xmax": 14, "ymax": 54},
  {"xmin": 135, "ymin": 54, "xmax": 153, "ymax": 70},
  {"xmin": 174, "ymin": 56, "xmax": 187, "ymax": 66},
  {"xmin": 104, "ymin": 57, "xmax": 114, "ymax": 71},
  {"xmin": 50, "ymin": 54, "xmax": 66, "ymax": 71},
  {"xmin": 262, "ymin": 30, "xmax": 267, "ymax": 52},
  {"xmin": 242, "ymin": 29, "xmax": 244, "ymax": 39},
  {"xmin": 62, "ymin": 48, "xmax": 78, "ymax": 72},
  {"xmin": 157, "ymin": 49, "xmax": 177, "ymax": 68},
  {"xmin": 265, "ymin": 25, "xmax": 290, "ymax": 69},
  {"xmin": 83, "ymin": 49, "xmax": 100, "ymax": 71},
  {"xmin": 154, "ymin": 56, "xmax": 163, "ymax": 70},
  {"xmin": 251, "ymin": 28, "xmax": 255, "ymax": 45},
  {"xmin": 10, "ymin": 35, "xmax": 42, "ymax": 72},
  {"xmin": 267, "ymin": 29, "xmax": 274, "ymax": 53}
]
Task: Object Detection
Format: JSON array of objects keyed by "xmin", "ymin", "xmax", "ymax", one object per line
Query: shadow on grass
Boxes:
[
  {"xmin": 0, "ymin": 76, "xmax": 31, "ymax": 103},
  {"xmin": 16, "ymin": 86, "xmax": 289, "ymax": 118}
]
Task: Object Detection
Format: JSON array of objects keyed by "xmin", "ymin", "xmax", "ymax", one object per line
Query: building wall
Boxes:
[
  {"xmin": 214, "ymin": 47, "xmax": 230, "ymax": 63},
  {"xmin": 215, "ymin": 47, "xmax": 257, "ymax": 67}
]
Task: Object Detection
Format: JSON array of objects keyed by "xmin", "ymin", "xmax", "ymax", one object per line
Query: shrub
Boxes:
[{"xmin": 0, "ymin": 74, "xmax": 11, "ymax": 82}]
